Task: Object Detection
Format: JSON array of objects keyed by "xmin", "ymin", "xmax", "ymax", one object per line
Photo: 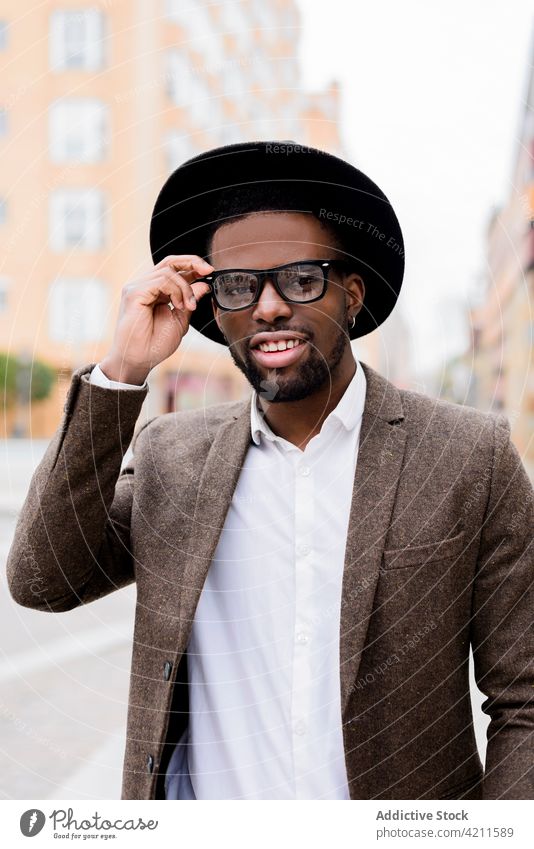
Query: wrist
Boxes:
[{"xmin": 99, "ymin": 357, "xmax": 150, "ymax": 386}]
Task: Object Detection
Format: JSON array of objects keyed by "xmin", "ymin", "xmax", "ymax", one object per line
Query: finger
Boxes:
[
  {"xmin": 163, "ymin": 267, "xmax": 213, "ymax": 311},
  {"xmin": 160, "ymin": 268, "xmax": 198, "ymax": 310},
  {"xmin": 153, "ymin": 274, "xmax": 199, "ymax": 312},
  {"xmin": 171, "ymin": 259, "xmax": 215, "ymax": 286},
  {"xmin": 146, "ymin": 262, "xmax": 214, "ymax": 305},
  {"xmin": 155, "ymin": 254, "xmax": 213, "ymax": 278},
  {"xmin": 153, "ymin": 302, "xmax": 190, "ymax": 346},
  {"xmin": 191, "ymin": 279, "xmax": 213, "ymax": 301},
  {"xmin": 138, "ymin": 278, "xmax": 188, "ymax": 312}
]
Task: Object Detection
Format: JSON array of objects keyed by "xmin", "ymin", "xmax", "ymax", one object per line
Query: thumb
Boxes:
[{"xmin": 192, "ymin": 280, "xmax": 212, "ymax": 300}]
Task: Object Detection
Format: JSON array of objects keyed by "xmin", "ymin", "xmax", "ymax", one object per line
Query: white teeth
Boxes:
[{"xmin": 257, "ymin": 338, "xmax": 302, "ymax": 353}]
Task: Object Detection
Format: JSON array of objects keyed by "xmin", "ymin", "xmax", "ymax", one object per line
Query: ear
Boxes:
[{"xmin": 345, "ymin": 273, "xmax": 366, "ymax": 317}]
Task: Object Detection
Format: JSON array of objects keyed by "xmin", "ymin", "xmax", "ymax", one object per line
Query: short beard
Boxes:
[{"xmin": 226, "ymin": 311, "xmax": 350, "ymax": 403}]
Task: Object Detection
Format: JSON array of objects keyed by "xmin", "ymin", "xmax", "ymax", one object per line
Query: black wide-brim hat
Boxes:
[{"xmin": 149, "ymin": 140, "xmax": 405, "ymax": 345}]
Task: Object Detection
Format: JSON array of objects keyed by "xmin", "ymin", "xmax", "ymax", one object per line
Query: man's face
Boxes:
[{"xmin": 210, "ymin": 211, "xmax": 364, "ymax": 403}]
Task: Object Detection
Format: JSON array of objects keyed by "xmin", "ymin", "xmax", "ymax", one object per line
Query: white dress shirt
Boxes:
[
  {"xmin": 89, "ymin": 363, "xmax": 148, "ymax": 391},
  {"xmin": 90, "ymin": 358, "xmax": 367, "ymax": 800}
]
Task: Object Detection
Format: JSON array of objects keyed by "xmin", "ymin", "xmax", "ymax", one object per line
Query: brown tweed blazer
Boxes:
[{"xmin": 6, "ymin": 361, "xmax": 534, "ymax": 800}]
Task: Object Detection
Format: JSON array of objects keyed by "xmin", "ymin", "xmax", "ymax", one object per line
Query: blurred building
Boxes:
[
  {"xmin": 353, "ymin": 306, "xmax": 412, "ymax": 390},
  {"xmin": 1, "ymin": 0, "xmax": 389, "ymax": 437},
  {"xmin": 469, "ymin": 36, "xmax": 534, "ymax": 479}
]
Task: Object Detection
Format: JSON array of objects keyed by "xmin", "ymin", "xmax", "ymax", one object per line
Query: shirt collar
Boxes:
[{"xmin": 250, "ymin": 357, "xmax": 367, "ymax": 446}]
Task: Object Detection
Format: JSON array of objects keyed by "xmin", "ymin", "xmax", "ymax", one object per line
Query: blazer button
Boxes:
[
  {"xmin": 163, "ymin": 660, "xmax": 173, "ymax": 681},
  {"xmin": 147, "ymin": 754, "xmax": 154, "ymax": 773}
]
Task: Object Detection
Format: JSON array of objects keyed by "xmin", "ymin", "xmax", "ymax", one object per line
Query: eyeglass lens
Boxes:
[{"xmin": 213, "ymin": 263, "xmax": 325, "ymax": 309}]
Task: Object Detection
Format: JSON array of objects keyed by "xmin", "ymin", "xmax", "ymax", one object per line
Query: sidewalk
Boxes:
[
  {"xmin": 0, "ymin": 498, "xmax": 135, "ymax": 801},
  {"xmin": 44, "ymin": 734, "xmax": 126, "ymax": 800},
  {"xmin": 0, "ymin": 439, "xmax": 49, "ymax": 515}
]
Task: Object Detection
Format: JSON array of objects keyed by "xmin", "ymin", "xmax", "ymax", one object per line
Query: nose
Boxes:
[{"xmin": 251, "ymin": 278, "xmax": 293, "ymax": 324}]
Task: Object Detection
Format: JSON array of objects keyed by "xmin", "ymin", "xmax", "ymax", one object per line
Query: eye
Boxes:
[
  {"xmin": 214, "ymin": 271, "xmax": 258, "ymax": 306},
  {"xmin": 229, "ymin": 280, "xmax": 254, "ymax": 295}
]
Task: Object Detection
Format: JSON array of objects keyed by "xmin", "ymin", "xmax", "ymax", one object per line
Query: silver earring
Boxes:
[{"xmin": 349, "ymin": 315, "xmax": 356, "ymax": 330}]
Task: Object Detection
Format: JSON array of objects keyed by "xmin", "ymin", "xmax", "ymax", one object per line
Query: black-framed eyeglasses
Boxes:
[{"xmin": 194, "ymin": 258, "xmax": 352, "ymax": 312}]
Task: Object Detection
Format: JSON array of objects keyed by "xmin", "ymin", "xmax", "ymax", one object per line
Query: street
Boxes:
[{"xmin": 0, "ymin": 441, "xmax": 134, "ymax": 799}]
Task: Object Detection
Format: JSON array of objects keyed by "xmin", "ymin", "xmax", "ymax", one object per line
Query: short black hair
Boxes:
[{"xmin": 203, "ymin": 182, "xmax": 353, "ymax": 266}]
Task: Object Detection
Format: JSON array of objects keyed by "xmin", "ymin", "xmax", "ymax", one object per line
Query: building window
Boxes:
[
  {"xmin": 0, "ymin": 107, "xmax": 7, "ymax": 136},
  {"xmin": 163, "ymin": 131, "xmax": 196, "ymax": 173},
  {"xmin": 0, "ymin": 198, "xmax": 6, "ymax": 224},
  {"xmin": 190, "ymin": 76, "xmax": 221, "ymax": 128},
  {"xmin": 221, "ymin": 60, "xmax": 244, "ymax": 98},
  {"xmin": 49, "ymin": 277, "xmax": 108, "ymax": 343},
  {"xmin": 165, "ymin": 1, "xmax": 224, "ymax": 66},
  {"xmin": 165, "ymin": 0, "xmax": 210, "ymax": 32},
  {"xmin": 0, "ymin": 277, "xmax": 8, "ymax": 311},
  {"xmin": 218, "ymin": 124, "xmax": 243, "ymax": 146},
  {"xmin": 165, "ymin": 50, "xmax": 221, "ymax": 129},
  {"xmin": 49, "ymin": 98, "xmax": 109, "ymax": 162},
  {"xmin": 165, "ymin": 50, "xmax": 192, "ymax": 107},
  {"xmin": 49, "ymin": 188, "xmax": 106, "ymax": 251},
  {"xmin": 219, "ymin": 0, "xmax": 250, "ymax": 51},
  {"xmin": 49, "ymin": 9, "xmax": 105, "ymax": 71},
  {"xmin": 0, "ymin": 21, "xmax": 8, "ymax": 50},
  {"xmin": 252, "ymin": 1, "xmax": 274, "ymax": 32}
]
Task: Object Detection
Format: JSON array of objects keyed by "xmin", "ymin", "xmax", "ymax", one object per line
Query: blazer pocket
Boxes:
[{"xmin": 382, "ymin": 529, "xmax": 467, "ymax": 570}]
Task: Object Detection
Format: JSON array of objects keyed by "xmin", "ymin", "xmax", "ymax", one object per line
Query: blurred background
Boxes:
[{"xmin": 0, "ymin": 0, "xmax": 532, "ymax": 799}]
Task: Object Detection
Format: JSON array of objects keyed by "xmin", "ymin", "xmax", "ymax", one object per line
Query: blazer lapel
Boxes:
[
  {"xmin": 178, "ymin": 397, "xmax": 252, "ymax": 644},
  {"xmin": 339, "ymin": 363, "xmax": 408, "ymax": 717}
]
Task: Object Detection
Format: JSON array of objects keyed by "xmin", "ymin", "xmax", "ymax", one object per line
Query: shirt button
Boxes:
[
  {"xmin": 298, "ymin": 464, "xmax": 311, "ymax": 476},
  {"xmin": 296, "ymin": 631, "xmax": 309, "ymax": 644},
  {"xmin": 294, "ymin": 719, "xmax": 307, "ymax": 735},
  {"xmin": 296, "ymin": 543, "xmax": 311, "ymax": 557}
]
